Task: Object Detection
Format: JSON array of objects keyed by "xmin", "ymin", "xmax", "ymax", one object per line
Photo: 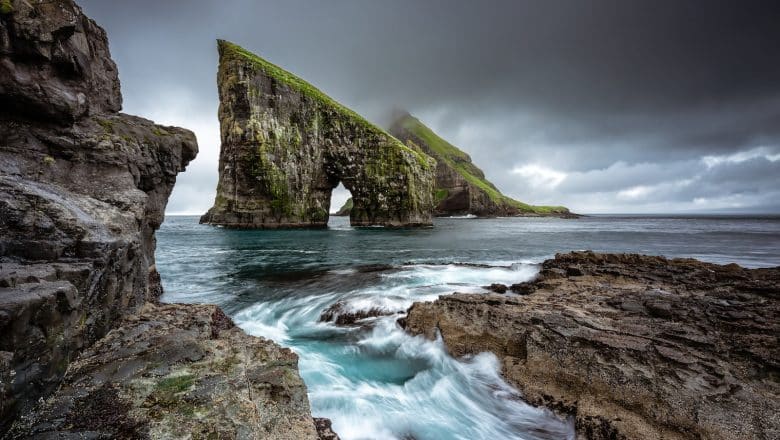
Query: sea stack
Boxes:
[{"xmin": 201, "ymin": 41, "xmax": 436, "ymax": 228}]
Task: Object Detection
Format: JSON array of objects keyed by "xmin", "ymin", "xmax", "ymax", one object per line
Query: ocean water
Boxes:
[{"xmin": 157, "ymin": 215, "xmax": 780, "ymax": 440}]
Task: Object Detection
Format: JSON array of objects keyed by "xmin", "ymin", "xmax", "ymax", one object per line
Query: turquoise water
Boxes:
[{"xmin": 157, "ymin": 215, "xmax": 780, "ymax": 440}]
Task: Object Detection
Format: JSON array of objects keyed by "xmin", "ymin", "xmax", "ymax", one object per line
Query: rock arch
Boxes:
[{"xmin": 200, "ymin": 41, "xmax": 436, "ymax": 228}]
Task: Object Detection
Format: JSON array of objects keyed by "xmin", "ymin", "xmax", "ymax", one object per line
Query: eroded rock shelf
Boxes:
[{"xmin": 403, "ymin": 251, "xmax": 780, "ymax": 439}]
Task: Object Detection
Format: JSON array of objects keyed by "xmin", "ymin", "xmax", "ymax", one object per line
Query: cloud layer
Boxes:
[{"xmin": 80, "ymin": 0, "xmax": 780, "ymax": 214}]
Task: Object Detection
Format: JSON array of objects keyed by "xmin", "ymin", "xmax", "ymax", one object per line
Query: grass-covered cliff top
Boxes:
[
  {"xmin": 397, "ymin": 114, "xmax": 570, "ymax": 214},
  {"xmin": 217, "ymin": 40, "xmax": 432, "ymax": 169}
]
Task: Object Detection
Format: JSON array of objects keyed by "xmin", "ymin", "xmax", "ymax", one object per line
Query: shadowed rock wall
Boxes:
[{"xmin": 0, "ymin": 0, "xmax": 197, "ymax": 429}]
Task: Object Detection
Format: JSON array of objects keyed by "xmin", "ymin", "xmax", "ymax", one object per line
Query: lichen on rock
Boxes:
[
  {"xmin": 200, "ymin": 40, "xmax": 436, "ymax": 228},
  {"xmin": 7, "ymin": 303, "xmax": 323, "ymax": 440}
]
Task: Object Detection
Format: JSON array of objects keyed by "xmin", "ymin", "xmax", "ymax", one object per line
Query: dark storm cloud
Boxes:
[{"xmin": 79, "ymin": 0, "xmax": 780, "ymax": 214}]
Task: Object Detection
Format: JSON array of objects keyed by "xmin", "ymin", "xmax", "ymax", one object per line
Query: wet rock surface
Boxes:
[
  {"xmin": 6, "ymin": 303, "xmax": 322, "ymax": 439},
  {"xmin": 404, "ymin": 251, "xmax": 780, "ymax": 439},
  {"xmin": 201, "ymin": 41, "xmax": 436, "ymax": 228},
  {"xmin": 314, "ymin": 418, "xmax": 342, "ymax": 440},
  {"xmin": 319, "ymin": 301, "xmax": 398, "ymax": 326}
]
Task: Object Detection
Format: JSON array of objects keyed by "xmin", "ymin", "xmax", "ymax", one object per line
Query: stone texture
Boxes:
[
  {"xmin": 0, "ymin": 0, "xmax": 197, "ymax": 430},
  {"xmin": 0, "ymin": 0, "xmax": 121, "ymax": 123},
  {"xmin": 200, "ymin": 41, "xmax": 436, "ymax": 228},
  {"xmin": 403, "ymin": 251, "xmax": 780, "ymax": 440},
  {"xmin": 319, "ymin": 301, "xmax": 398, "ymax": 327},
  {"xmin": 388, "ymin": 112, "xmax": 574, "ymax": 218},
  {"xmin": 6, "ymin": 303, "xmax": 321, "ymax": 440}
]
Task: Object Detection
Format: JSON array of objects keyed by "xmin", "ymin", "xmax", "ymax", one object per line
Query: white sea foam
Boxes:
[{"xmin": 232, "ymin": 262, "xmax": 574, "ymax": 439}]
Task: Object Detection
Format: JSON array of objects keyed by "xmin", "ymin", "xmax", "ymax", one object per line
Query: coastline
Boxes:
[{"xmin": 402, "ymin": 251, "xmax": 780, "ymax": 439}]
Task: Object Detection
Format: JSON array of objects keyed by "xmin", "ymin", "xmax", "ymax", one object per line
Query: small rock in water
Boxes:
[
  {"xmin": 314, "ymin": 417, "xmax": 341, "ymax": 440},
  {"xmin": 319, "ymin": 302, "xmax": 398, "ymax": 326},
  {"xmin": 485, "ymin": 283, "xmax": 508, "ymax": 293}
]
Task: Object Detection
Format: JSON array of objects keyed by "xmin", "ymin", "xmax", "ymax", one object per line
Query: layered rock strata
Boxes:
[
  {"xmin": 403, "ymin": 251, "xmax": 779, "ymax": 439},
  {"xmin": 200, "ymin": 41, "xmax": 436, "ymax": 228},
  {"xmin": 1, "ymin": 2, "xmax": 341, "ymax": 438},
  {"xmin": 7, "ymin": 303, "xmax": 323, "ymax": 439},
  {"xmin": 389, "ymin": 112, "xmax": 573, "ymax": 217},
  {"xmin": 0, "ymin": 0, "xmax": 198, "ymax": 430}
]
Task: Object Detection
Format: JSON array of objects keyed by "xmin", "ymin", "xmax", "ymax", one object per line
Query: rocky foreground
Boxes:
[
  {"xmin": 7, "ymin": 303, "xmax": 321, "ymax": 439},
  {"xmin": 1, "ymin": 1, "xmax": 336, "ymax": 438},
  {"xmin": 403, "ymin": 251, "xmax": 779, "ymax": 440}
]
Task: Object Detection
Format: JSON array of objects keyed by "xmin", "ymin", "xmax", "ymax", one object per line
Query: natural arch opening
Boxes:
[
  {"xmin": 328, "ymin": 183, "xmax": 353, "ymax": 225},
  {"xmin": 200, "ymin": 40, "xmax": 436, "ymax": 228}
]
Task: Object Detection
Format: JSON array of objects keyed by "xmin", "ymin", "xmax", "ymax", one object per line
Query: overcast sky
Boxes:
[{"xmin": 80, "ymin": 0, "xmax": 780, "ymax": 214}]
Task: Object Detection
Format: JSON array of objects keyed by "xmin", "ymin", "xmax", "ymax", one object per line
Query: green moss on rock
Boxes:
[
  {"xmin": 203, "ymin": 41, "xmax": 436, "ymax": 228},
  {"xmin": 0, "ymin": 0, "xmax": 13, "ymax": 14}
]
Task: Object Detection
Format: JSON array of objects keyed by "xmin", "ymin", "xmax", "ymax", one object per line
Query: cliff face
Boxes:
[
  {"xmin": 0, "ymin": 0, "xmax": 121, "ymax": 122},
  {"xmin": 0, "ymin": 0, "xmax": 197, "ymax": 429},
  {"xmin": 200, "ymin": 41, "xmax": 436, "ymax": 228},
  {"xmin": 388, "ymin": 113, "xmax": 572, "ymax": 217},
  {"xmin": 403, "ymin": 252, "xmax": 780, "ymax": 439}
]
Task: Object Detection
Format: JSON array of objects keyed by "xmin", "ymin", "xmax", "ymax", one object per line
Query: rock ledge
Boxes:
[
  {"xmin": 8, "ymin": 303, "xmax": 325, "ymax": 439},
  {"xmin": 404, "ymin": 251, "xmax": 779, "ymax": 439}
]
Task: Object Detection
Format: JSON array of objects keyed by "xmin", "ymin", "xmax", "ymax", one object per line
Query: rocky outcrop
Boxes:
[
  {"xmin": 403, "ymin": 251, "xmax": 780, "ymax": 439},
  {"xmin": 0, "ymin": 0, "xmax": 121, "ymax": 122},
  {"xmin": 7, "ymin": 303, "xmax": 323, "ymax": 439},
  {"xmin": 200, "ymin": 41, "xmax": 436, "ymax": 228},
  {"xmin": 319, "ymin": 301, "xmax": 399, "ymax": 326},
  {"xmin": 388, "ymin": 112, "xmax": 573, "ymax": 217},
  {"xmin": 0, "ymin": 0, "xmax": 197, "ymax": 430}
]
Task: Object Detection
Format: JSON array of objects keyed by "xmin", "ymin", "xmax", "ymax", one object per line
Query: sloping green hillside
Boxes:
[{"xmin": 393, "ymin": 114, "xmax": 570, "ymax": 215}]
